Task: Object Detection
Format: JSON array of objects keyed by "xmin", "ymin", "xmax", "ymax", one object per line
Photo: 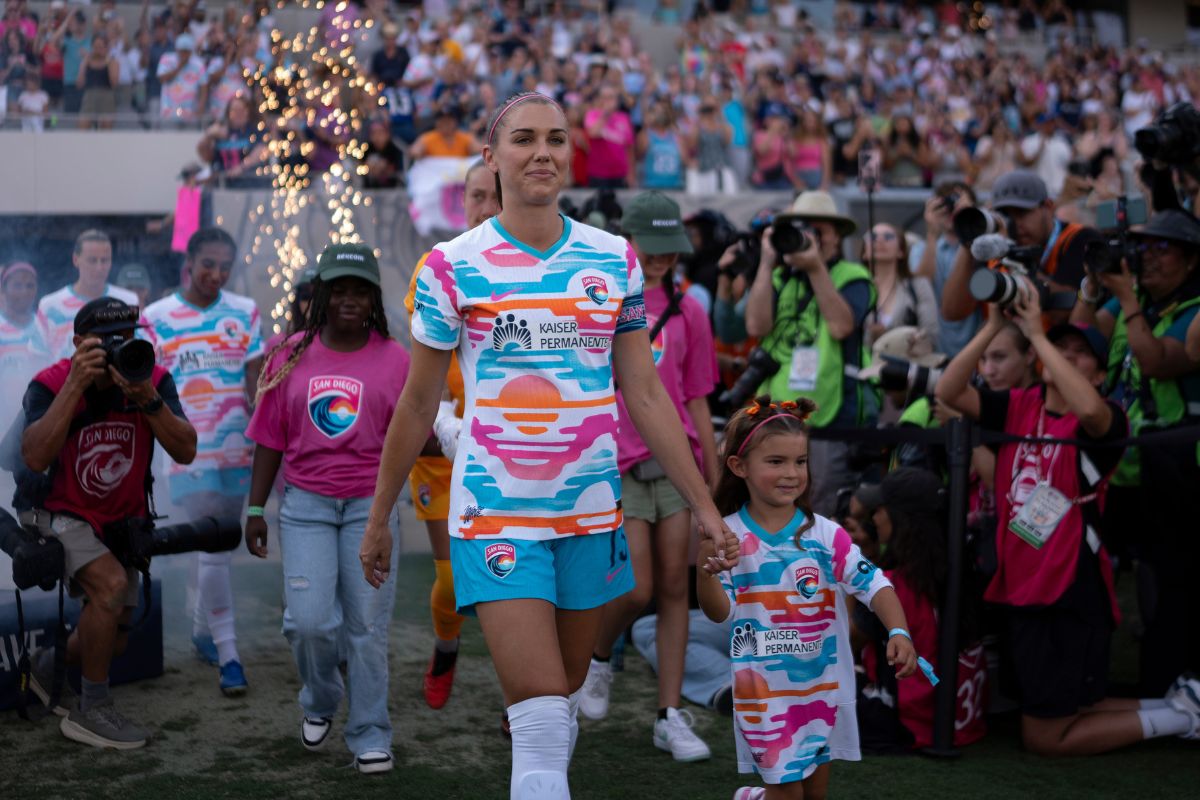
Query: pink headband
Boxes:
[
  {"xmin": 736, "ymin": 414, "xmax": 797, "ymax": 457},
  {"xmin": 486, "ymin": 93, "xmax": 563, "ymax": 146},
  {"xmin": 1, "ymin": 261, "xmax": 35, "ymax": 284}
]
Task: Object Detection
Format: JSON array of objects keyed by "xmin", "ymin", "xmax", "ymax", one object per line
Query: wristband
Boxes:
[
  {"xmin": 888, "ymin": 628, "xmax": 911, "ymax": 641},
  {"xmin": 246, "ymin": 506, "xmax": 265, "ymax": 518},
  {"xmin": 1125, "ymin": 309, "xmax": 1144, "ymax": 324},
  {"xmin": 1078, "ymin": 279, "xmax": 1101, "ymax": 305}
]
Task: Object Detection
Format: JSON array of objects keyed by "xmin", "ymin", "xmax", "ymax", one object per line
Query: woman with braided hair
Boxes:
[
  {"xmin": 359, "ymin": 90, "xmax": 738, "ymax": 799},
  {"xmin": 243, "ymin": 243, "xmax": 411, "ymax": 774}
]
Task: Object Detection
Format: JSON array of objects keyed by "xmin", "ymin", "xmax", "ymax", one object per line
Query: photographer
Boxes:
[
  {"xmin": 1071, "ymin": 209, "xmax": 1200, "ymax": 693},
  {"xmin": 942, "ymin": 170, "xmax": 1101, "ymax": 324},
  {"xmin": 744, "ymin": 190, "xmax": 876, "ymax": 515},
  {"xmin": 935, "ymin": 284, "xmax": 1200, "ymax": 755},
  {"xmin": 19, "ymin": 298, "xmax": 195, "ymax": 749}
]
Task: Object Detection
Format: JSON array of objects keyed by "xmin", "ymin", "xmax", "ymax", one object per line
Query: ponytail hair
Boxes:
[{"xmin": 713, "ymin": 395, "xmax": 819, "ymax": 546}]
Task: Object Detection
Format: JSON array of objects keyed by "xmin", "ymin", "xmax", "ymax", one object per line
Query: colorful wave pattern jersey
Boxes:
[
  {"xmin": 410, "ymin": 215, "xmax": 647, "ymax": 541},
  {"xmin": 720, "ymin": 507, "xmax": 891, "ymax": 782},
  {"xmin": 142, "ymin": 291, "xmax": 264, "ymax": 477},
  {"xmin": 39, "ymin": 283, "xmax": 139, "ymax": 360},
  {"xmin": 0, "ymin": 309, "xmax": 52, "ymax": 382}
]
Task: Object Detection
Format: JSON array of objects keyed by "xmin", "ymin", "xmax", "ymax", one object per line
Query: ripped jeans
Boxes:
[{"xmin": 279, "ymin": 484, "xmax": 400, "ymax": 755}]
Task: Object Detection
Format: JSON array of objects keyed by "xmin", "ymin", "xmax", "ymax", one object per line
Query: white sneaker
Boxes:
[
  {"xmin": 355, "ymin": 750, "xmax": 394, "ymax": 774},
  {"xmin": 1165, "ymin": 673, "xmax": 1200, "ymax": 740},
  {"xmin": 653, "ymin": 707, "xmax": 711, "ymax": 762},
  {"xmin": 301, "ymin": 716, "xmax": 332, "ymax": 751},
  {"xmin": 578, "ymin": 659, "xmax": 612, "ymax": 721}
]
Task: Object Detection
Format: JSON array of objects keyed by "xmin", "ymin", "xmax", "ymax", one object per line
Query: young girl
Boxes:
[
  {"xmin": 244, "ymin": 243, "xmax": 410, "ymax": 774},
  {"xmin": 697, "ymin": 396, "xmax": 918, "ymax": 800}
]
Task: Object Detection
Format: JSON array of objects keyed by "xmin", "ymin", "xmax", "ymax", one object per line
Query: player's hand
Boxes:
[
  {"xmin": 695, "ymin": 507, "xmax": 739, "ymax": 572},
  {"xmin": 245, "ymin": 516, "xmax": 269, "ymax": 558},
  {"xmin": 359, "ymin": 519, "xmax": 393, "ymax": 588},
  {"xmin": 887, "ymin": 634, "xmax": 918, "ymax": 679},
  {"xmin": 66, "ymin": 337, "xmax": 107, "ymax": 392}
]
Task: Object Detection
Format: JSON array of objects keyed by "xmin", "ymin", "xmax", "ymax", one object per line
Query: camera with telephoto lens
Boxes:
[
  {"xmin": 719, "ymin": 347, "xmax": 781, "ymax": 409},
  {"xmin": 1135, "ymin": 102, "xmax": 1200, "ymax": 167},
  {"xmin": 103, "ymin": 515, "xmax": 243, "ymax": 572},
  {"xmin": 0, "ymin": 510, "xmax": 65, "ymax": 591},
  {"xmin": 952, "ymin": 206, "xmax": 1009, "ymax": 245},
  {"xmin": 876, "ymin": 356, "xmax": 944, "ymax": 398},
  {"xmin": 966, "ymin": 233, "xmax": 1074, "ymax": 311},
  {"xmin": 101, "ymin": 335, "xmax": 155, "ymax": 383},
  {"xmin": 1083, "ymin": 195, "xmax": 1148, "ymax": 275},
  {"xmin": 770, "ymin": 220, "xmax": 816, "ymax": 255}
]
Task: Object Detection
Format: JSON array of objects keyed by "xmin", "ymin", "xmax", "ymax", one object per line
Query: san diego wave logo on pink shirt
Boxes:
[
  {"xmin": 582, "ymin": 275, "xmax": 609, "ymax": 305},
  {"xmin": 485, "ymin": 543, "xmax": 516, "ymax": 579},
  {"xmin": 308, "ymin": 376, "xmax": 362, "ymax": 439}
]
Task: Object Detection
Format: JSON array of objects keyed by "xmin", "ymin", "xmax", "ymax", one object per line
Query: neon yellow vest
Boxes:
[
  {"xmin": 759, "ymin": 260, "xmax": 876, "ymax": 428},
  {"xmin": 1106, "ymin": 294, "xmax": 1200, "ymax": 485}
]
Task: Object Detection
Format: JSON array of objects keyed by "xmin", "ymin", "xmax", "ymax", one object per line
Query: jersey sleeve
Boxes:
[
  {"xmin": 716, "ymin": 570, "xmax": 738, "ymax": 623},
  {"xmin": 404, "ymin": 252, "xmax": 430, "ymax": 316},
  {"xmin": 832, "ymin": 525, "xmax": 892, "ymax": 606},
  {"xmin": 235, "ymin": 315, "xmax": 257, "ymax": 368},
  {"xmin": 410, "ymin": 247, "xmax": 462, "ymax": 350},
  {"xmin": 615, "ymin": 242, "xmax": 647, "ymax": 334}
]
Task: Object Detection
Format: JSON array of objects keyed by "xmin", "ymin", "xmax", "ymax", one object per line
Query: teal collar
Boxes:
[
  {"xmin": 490, "ymin": 213, "xmax": 572, "ymax": 262},
  {"xmin": 738, "ymin": 505, "xmax": 806, "ymax": 546}
]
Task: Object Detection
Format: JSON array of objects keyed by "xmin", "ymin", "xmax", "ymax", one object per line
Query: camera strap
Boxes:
[{"xmin": 13, "ymin": 581, "xmax": 68, "ymax": 722}]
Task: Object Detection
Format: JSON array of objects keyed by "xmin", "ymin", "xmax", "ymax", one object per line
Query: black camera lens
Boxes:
[
  {"xmin": 968, "ymin": 269, "xmax": 1021, "ymax": 306},
  {"xmin": 105, "ymin": 337, "xmax": 156, "ymax": 383},
  {"xmin": 1083, "ymin": 239, "xmax": 1125, "ymax": 275},
  {"xmin": 769, "ymin": 221, "xmax": 813, "ymax": 255},
  {"xmin": 718, "ymin": 347, "xmax": 781, "ymax": 409}
]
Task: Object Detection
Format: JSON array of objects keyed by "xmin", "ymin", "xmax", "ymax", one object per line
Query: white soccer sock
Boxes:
[
  {"xmin": 566, "ymin": 689, "xmax": 581, "ymax": 762},
  {"xmin": 508, "ymin": 695, "xmax": 571, "ymax": 800},
  {"xmin": 1138, "ymin": 698, "xmax": 1169, "ymax": 710},
  {"xmin": 198, "ymin": 551, "xmax": 239, "ymax": 664},
  {"xmin": 1137, "ymin": 707, "xmax": 1193, "ymax": 739}
]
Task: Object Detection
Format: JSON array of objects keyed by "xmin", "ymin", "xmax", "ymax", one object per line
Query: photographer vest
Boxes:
[
  {"xmin": 1041, "ymin": 221, "xmax": 1085, "ymax": 278},
  {"xmin": 1105, "ymin": 294, "xmax": 1200, "ymax": 485},
  {"xmin": 762, "ymin": 260, "xmax": 875, "ymax": 428},
  {"xmin": 33, "ymin": 360, "xmax": 167, "ymax": 535}
]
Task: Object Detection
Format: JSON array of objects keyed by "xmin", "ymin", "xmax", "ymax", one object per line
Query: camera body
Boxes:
[
  {"xmin": 100, "ymin": 335, "xmax": 155, "ymax": 383},
  {"xmin": 1135, "ymin": 102, "xmax": 1200, "ymax": 166},
  {"xmin": 1084, "ymin": 195, "xmax": 1149, "ymax": 275},
  {"xmin": 0, "ymin": 511, "xmax": 65, "ymax": 592}
]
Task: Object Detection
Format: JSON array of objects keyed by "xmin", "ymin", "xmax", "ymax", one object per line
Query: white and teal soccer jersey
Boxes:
[
  {"xmin": 719, "ymin": 508, "xmax": 891, "ymax": 783},
  {"xmin": 411, "ymin": 214, "xmax": 647, "ymax": 541},
  {"xmin": 0, "ymin": 310, "xmax": 53, "ymax": 410},
  {"xmin": 142, "ymin": 291, "xmax": 264, "ymax": 498},
  {"xmin": 39, "ymin": 283, "xmax": 139, "ymax": 359}
]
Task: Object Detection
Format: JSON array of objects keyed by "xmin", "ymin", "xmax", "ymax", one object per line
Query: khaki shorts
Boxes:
[
  {"xmin": 620, "ymin": 472, "xmax": 688, "ymax": 523},
  {"xmin": 19, "ymin": 510, "xmax": 139, "ymax": 606}
]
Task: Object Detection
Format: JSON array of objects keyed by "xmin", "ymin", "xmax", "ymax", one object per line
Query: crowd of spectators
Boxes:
[{"xmin": 1, "ymin": 0, "xmax": 1197, "ymax": 202}]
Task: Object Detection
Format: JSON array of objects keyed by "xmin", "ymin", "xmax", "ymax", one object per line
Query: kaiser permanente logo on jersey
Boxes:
[
  {"xmin": 731, "ymin": 622, "xmax": 824, "ymax": 659},
  {"xmin": 307, "ymin": 376, "xmax": 362, "ymax": 438}
]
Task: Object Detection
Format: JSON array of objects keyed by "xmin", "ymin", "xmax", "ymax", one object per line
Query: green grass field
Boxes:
[{"xmin": 2, "ymin": 555, "xmax": 1197, "ymax": 799}]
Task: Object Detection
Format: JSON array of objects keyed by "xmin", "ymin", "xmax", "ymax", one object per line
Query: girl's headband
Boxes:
[
  {"xmin": 1, "ymin": 261, "xmax": 35, "ymax": 285},
  {"xmin": 736, "ymin": 413, "xmax": 797, "ymax": 457},
  {"xmin": 486, "ymin": 93, "xmax": 563, "ymax": 146}
]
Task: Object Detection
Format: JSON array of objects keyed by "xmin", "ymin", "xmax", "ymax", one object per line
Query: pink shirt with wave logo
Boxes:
[{"xmin": 246, "ymin": 331, "xmax": 410, "ymax": 498}]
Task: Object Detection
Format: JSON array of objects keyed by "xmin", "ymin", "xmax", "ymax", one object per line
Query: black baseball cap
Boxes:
[
  {"xmin": 881, "ymin": 467, "xmax": 945, "ymax": 517},
  {"xmin": 74, "ymin": 297, "xmax": 146, "ymax": 336},
  {"xmin": 1047, "ymin": 322, "xmax": 1109, "ymax": 364}
]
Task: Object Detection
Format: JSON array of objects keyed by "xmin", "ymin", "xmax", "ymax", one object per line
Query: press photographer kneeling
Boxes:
[{"xmin": 18, "ymin": 298, "xmax": 196, "ymax": 750}]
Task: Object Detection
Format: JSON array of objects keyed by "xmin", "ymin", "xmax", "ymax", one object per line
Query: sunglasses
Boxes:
[
  {"xmin": 1134, "ymin": 240, "xmax": 1175, "ymax": 255},
  {"xmin": 868, "ymin": 231, "xmax": 898, "ymax": 242}
]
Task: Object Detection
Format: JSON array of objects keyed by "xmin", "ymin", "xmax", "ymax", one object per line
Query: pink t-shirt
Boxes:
[
  {"xmin": 584, "ymin": 108, "xmax": 634, "ymax": 180},
  {"xmin": 615, "ymin": 286, "xmax": 717, "ymax": 473},
  {"xmin": 246, "ymin": 331, "xmax": 410, "ymax": 498}
]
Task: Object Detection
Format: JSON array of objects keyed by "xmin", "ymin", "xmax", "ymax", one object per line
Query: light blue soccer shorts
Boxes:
[{"xmin": 450, "ymin": 528, "xmax": 635, "ymax": 613}]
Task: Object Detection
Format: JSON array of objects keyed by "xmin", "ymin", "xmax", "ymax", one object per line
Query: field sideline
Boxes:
[{"xmin": 1, "ymin": 553, "xmax": 1197, "ymax": 799}]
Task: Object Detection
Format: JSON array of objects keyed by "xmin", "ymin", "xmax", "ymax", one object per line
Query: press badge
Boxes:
[
  {"xmin": 1008, "ymin": 482, "xmax": 1071, "ymax": 549},
  {"xmin": 788, "ymin": 346, "xmax": 819, "ymax": 392}
]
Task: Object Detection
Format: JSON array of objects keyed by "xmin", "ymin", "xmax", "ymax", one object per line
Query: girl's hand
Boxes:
[
  {"xmin": 697, "ymin": 532, "xmax": 740, "ymax": 575},
  {"xmin": 245, "ymin": 516, "xmax": 269, "ymax": 558},
  {"xmin": 695, "ymin": 508, "xmax": 739, "ymax": 571},
  {"xmin": 887, "ymin": 633, "xmax": 918, "ymax": 678}
]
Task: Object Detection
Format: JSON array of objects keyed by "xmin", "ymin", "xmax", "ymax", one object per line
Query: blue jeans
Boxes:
[
  {"xmin": 632, "ymin": 609, "xmax": 732, "ymax": 708},
  {"xmin": 279, "ymin": 485, "xmax": 399, "ymax": 755}
]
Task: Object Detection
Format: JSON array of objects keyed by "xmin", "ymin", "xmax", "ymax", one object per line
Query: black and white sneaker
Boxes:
[
  {"xmin": 301, "ymin": 716, "xmax": 333, "ymax": 751},
  {"xmin": 355, "ymin": 750, "xmax": 394, "ymax": 774}
]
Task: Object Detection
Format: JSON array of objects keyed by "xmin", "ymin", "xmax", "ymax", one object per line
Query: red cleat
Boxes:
[{"xmin": 422, "ymin": 649, "xmax": 458, "ymax": 710}]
